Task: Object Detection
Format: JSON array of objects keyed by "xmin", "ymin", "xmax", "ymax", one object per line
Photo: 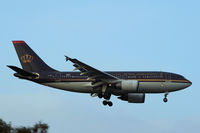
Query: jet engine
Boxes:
[
  {"xmin": 116, "ymin": 80, "xmax": 138, "ymax": 92},
  {"xmin": 118, "ymin": 93, "xmax": 145, "ymax": 103}
]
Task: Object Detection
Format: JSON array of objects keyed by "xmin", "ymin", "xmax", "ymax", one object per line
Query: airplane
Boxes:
[{"xmin": 7, "ymin": 40, "xmax": 192, "ymax": 107}]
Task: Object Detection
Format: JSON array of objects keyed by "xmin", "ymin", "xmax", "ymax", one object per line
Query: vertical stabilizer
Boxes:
[{"xmin": 12, "ymin": 40, "xmax": 57, "ymax": 72}]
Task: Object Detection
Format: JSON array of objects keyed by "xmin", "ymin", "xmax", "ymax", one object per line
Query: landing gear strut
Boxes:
[
  {"xmin": 163, "ymin": 92, "xmax": 168, "ymax": 103},
  {"xmin": 103, "ymin": 100, "xmax": 113, "ymax": 107},
  {"xmin": 102, "ymin": 93, "xmax": 113, "ymax": 107},
  {"xmin": 101, "ymin": 92, "xmax": 113, "ymax": 107}
]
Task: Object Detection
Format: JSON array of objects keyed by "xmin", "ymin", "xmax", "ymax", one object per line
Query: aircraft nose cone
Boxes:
[{"xmin": 187, "ymin": 80, "xmax": 192, "ymax": 87}]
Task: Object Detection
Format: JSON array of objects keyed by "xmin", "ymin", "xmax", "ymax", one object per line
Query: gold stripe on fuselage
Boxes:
[{"xmin": 57, "ymin": 78, "xmax": 190, "ymax": 83}]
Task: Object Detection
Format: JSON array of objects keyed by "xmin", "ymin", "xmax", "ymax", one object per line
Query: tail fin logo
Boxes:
[{"xmin": 20, "ymin": 54, "xmax": 33, "ymax": 63}]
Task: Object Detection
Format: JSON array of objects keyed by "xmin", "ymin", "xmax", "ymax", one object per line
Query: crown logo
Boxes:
[{"xmin": 21, "ymin": 54, "xmax": 33, "ymax": 63}]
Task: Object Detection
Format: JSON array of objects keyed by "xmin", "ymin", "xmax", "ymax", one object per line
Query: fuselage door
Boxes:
[{"xmin": 162, "ymin": 73, "xmax": 172, "ymax": 91}]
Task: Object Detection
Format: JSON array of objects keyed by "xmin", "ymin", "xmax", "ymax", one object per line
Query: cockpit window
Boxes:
[{"xmin": 171, "ymin": 74, "xmax": 185, "ymax": 80}]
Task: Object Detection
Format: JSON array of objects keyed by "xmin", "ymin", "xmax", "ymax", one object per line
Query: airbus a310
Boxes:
[{"xmin": 8, "ymin": 41, "xmax": 192, "ymax": 107}]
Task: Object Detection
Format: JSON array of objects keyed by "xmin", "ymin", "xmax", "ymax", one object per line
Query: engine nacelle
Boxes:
[
  {"xmin": 118, "ymin": 93, "xmax": 145, "ymax": 103},
  {"xmin": 116, "ymin": 80, "xmax": 138, "ymax": 92}
]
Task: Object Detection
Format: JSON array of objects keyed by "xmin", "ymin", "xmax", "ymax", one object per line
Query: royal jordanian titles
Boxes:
[{"xmin": 8, "ymin": 41, "xmax": 192, "ymax": 107}]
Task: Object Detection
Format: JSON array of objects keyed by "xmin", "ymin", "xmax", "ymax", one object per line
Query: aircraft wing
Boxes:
[{"xmin": 65, "ymin": 56, "xmax": 119, "ymax": 82}]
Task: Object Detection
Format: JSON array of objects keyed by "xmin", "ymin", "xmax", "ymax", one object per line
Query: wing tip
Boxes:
[{"xmin": 65, "ymin": 55, "xmax": 71, "ymax": 61}]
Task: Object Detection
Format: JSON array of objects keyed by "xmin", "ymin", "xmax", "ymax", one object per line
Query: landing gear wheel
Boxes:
[
  {"xmin": 102, "ymin": 100, "xmax": 113, "ymax": 106},
  {"xmin": 103, "ymin": 100, "xmax": 107, "ymax": 105},
  {"xmin": 108, "ymin": 101, "xmax": 113, "ymax": 107},
  {"xmin": 163, "ymin": 92, "xmax": 168, "ymax": 103},
  {"xmin": 163, "ymin": 98, "xmax": 168, "ymax": 103},
  {"xmin": 98, "ymin": 94, "xmax": 103, "ymax": 99},
  {"xmin": 103, "ymin": 93, "xmax": 111, "ymax": 100}
]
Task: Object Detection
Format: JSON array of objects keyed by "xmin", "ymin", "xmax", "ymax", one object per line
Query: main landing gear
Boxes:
[
  {"xmin": 98, "ymin": 93, "xmax": 113, "ymax": 107},
  {"xmin": 163, "ymin": 92, "xmax": 168, "ymax": 103}
]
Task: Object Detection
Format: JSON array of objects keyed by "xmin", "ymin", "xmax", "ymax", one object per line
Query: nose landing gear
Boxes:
[
  {"xmin": 163, "ymin": 92, "xmax": 168, "ymax": 103},
  {"xmin": 163, "ymin": 97, "xmax": 168, "ymax": 102}
]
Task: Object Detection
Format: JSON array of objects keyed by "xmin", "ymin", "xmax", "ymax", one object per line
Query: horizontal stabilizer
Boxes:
[{"xmin": 7, "ymin": 65, "xmax": 38, "ymax": 77}]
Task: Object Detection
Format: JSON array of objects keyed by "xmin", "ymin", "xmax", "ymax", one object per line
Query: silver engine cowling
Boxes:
[
  {"xmin": 116, "ymin": 80, "xmax": 139, "ymax": 92},
  {"xmin": 118, "ymin": 93, "xmax": 145, "ymax": 103}
]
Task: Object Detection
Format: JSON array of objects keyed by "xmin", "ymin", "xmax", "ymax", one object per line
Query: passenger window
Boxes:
[
  {"xmin": 117, "ymin": 74, "xmax": 121, "ymax": 78},
  {"xmin": 56, "ymin": 73, "xmax": 61, "ymax": 79},
  {"xmin": 123, "ymin": 73, "xmax": 127, "ymax": 79},
  {"xmin": 66, "ymin": 74, "xmax": 71, "ymax": 78}
]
